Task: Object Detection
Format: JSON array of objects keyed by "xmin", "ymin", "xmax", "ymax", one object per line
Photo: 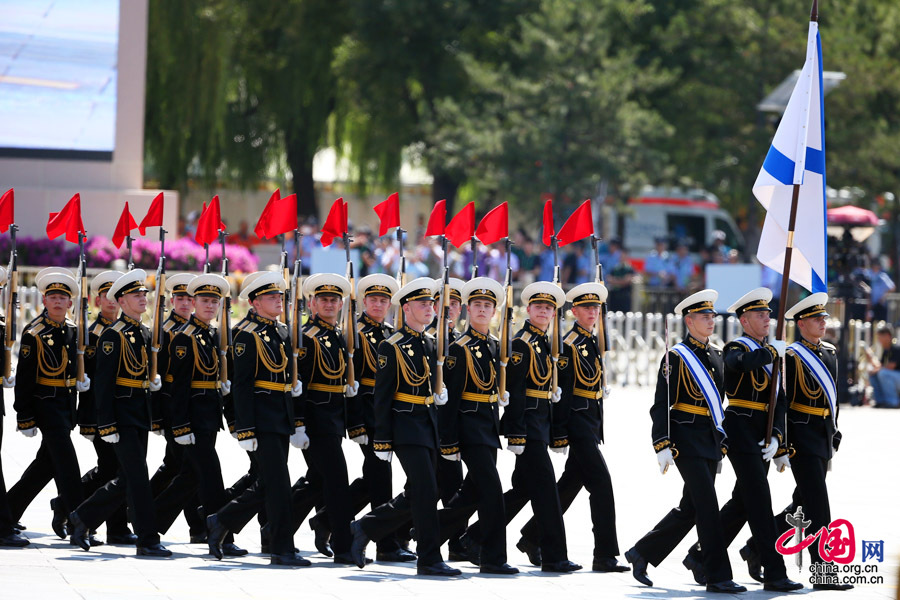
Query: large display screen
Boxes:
[{"xmin": 0, "ymin": 0, "xmax": 119, "ymax": 159}]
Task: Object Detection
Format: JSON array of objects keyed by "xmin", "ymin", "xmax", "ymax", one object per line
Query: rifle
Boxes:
[
  {"xmin": 279, "ymin": 236, "xmax": 290, "ymax": 325},
  {"xmin": 394, "ymin": 228, "xmax": 407, "ymax": 328},
  {"xmin": 149, "ymin": 226, "xmax": 167, "ymax": 382},
  {"xmin": 203, "ymin": 243, "xmax": 211, "ymax": 274},
  {"xmin": 4, "ymin": 224, "xmax": 18, "ymax": 382},
  {"xmin": 591, "ymin": 236, "xmax": 611, "ymax": 395},
  {"xmin": 76, "ymin": 232, "xmax": 89, "ymax": 384},
  {"xmin": 218, "ymin": 231, "xmax": 232, "ymax": 384},
  {"xmin": 290, "ymin": 230, "xmax": 305, "ymax": 390},
  {"xmin": 343, "ymin": 232, "xmax": 357, "ymax": 389},
  {"xmin": 435, "ymin": 236, "xmax": 450, "ymax": 394},
  {"xmin": 550, "ymin": 235, "xmax": 561, "ymax": 392},
  {"xmin": 126, "ymin": 234, "xmax": 134, "ymax": 271},
  {"xmin": 498, "ymin": 237, "xmax": 514, "ymax": 399},
  {"xmin": 470, "ymin": 236, "xmax": 479, "ymax": 278}
]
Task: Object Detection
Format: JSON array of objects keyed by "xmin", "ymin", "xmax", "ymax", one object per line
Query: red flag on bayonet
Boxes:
[
  {"xmin": 47, "ymin": 193, "xmax": 86, "ymax": 243},
  {"xmin": 266, "ymin": 193, "xmax": 298, "ymax": 238},
  {"xmin": 557, "ymin": 199, "xmax": 594, "ymax": 247},
  {"xmin": 138, "ymin": 192, "xmax": 164, "ymax": 235},
  {"xmin": 254, "ymin": 189, "xmax": 280, "ymax": 239},
  {"xmin": 541, "ymin": 199, "xmax": 554, "ymax": 246},
  {"xmin": 112, "ymin": 202, "xmax": 139, "ymax": 249},
  {"xmin": 320, "ymin": 197, "xmax": 348, "ymax": 247},
  {"xmin": 475, "ymin": 202, "xmax": 508, "ymax": 245},
  {"xmin": 445, "ymin": 202, "xmax": 475, "ymax": 249},
  {"xmin": 195, "ymin": 195, "xmax": 225, "ymax": 245},
  {"xmin": 373, "ymin": 192, "xmax": 400, "ymax": 237},
  {"xmin": 0, "ymin": 189, "xmax": 14, "ymax": 233},
  {"xmin": 425, "ymin": 199, "xmax": 447, "ymax": 237}
]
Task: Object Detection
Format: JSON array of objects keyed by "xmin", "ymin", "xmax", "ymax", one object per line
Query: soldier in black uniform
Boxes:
[
  {"xmin": 517, "ymin": 282, "xmax": 628, "ymax": 573},
  {"xmin": 69, "ymin": 269, "xmax": 172, "ymax": 557},
  {"xmin": 349, "ymin": 277, "xmax": 461, "ymax": 576},
  {"xmin": 776, "ymin": 293, "xmax": 851, "ymax": 592},
  {"xmin": 0, "ymin": 266, "xmax": 29, "ymax": 548},
  {"xmin": 625, "ymin": 289, "xmax": 745, "ymax": 593},
  {"xmin": 206, "ymin": 271, "xmax": 309, "ymax": 566},
  {"xmin": 12, "ymin": 270, "xmax": 85, "ymax": 542},
  {"xmin": 681, "ymin": 288, "xmax": 802, "ymax": 592}
]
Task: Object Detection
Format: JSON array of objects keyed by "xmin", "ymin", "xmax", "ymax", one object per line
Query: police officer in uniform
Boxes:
[
  {"xmin": 625, "ymin": 289, "xmax": 745, "ymax": 593},
  {"xmin": 349, "ymin": 277, "xmax": 459, "ymax": 576},
  {"xmin": 69, "ymin": 269, "xmax": 171, "ymax": 557},
  {"xmin": 206, "ymin": 271, "xmax": 308, "ymax": 566},
  {"xmin": 517, "ymin": 282, "xmax": 629, "ymax": 573},
  {"xmin": 681, "ymin": 288, "xmax": 802, "ymax": 592}
]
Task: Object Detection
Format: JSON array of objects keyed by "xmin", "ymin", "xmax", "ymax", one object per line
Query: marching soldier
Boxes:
[
  {"xmin": 681, "ymin": 288, "xmax": 802, "ymax": 592},
  {"xmin": 206, "ymin": 271, "xmax": 309, "ymax": 566},
  {"xmin": 625, "ymin": 289, "xmax": 745, "ymax": 593},
  {"xmin": 12, "ymin": 270, "xmax": 86, "ymax": 542},
  {"xmin": 69, "ymin": 269, "xmax": 171, "ymax": 557},
  {"xmin": 516, "ymin": 282, "xmax": 629, "ymax": 573},
  {"xmin": 435, "ymin": 277, "xmax": 518, "ymax": 574},
  {"xmin": 776, "ymin": 293, "xmax": 852, "ymax": 592},
  {"xmin": 349, "ymin": 277, "xmax": 459, "ymax": 576},
  {"xmin": 154, "ymin": 274, "xmax": 247, "ymax": 557}
]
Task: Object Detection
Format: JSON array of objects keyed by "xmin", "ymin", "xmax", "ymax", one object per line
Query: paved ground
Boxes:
[{"xmin": 1, "ymin": 385, "xmax": 897, "ymax": 600}]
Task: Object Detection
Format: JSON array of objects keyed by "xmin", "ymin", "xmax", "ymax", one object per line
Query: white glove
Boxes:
[
  {"xmin": 551, "ymin": 386, "xmax": 562, "ymax": 403},
  {"xmin": 770, "ymin": 340, "xmax": 786, "ymax": 358},
  {"xmin": 152, "ymin": 426, "xmax": 163, "ymax": 436},
  {"xmin": 82, "ymin": 433, "xmax": 95, "ymax": 442},
  {"xmin": 350, "ymin": 434, "xmax": 368, "ymax": 445},
  {"xmin": 175, "ymin": 433, "xmax": 196, "ymax": 445},
  {"xmin": 76, "ymin": 374, "xmax": 91, "ymax": 393},
  {"xmin": 602, "ymin": 386, "xmax": 611, "ymax": 399},
  {"xmin": 3, "ymin": 373, "xmax": 15, "ymax": 388},
  {"xmin": 239, "ymin": 438, "xmax": 258, "ymax": 452},
  {"xmin": 773, "ymin": 454, "xmax": 791, "ymax": 472},
  {"xmin": 375, "ymin": 450, "xmax": 392, "ymax": 462},
  {"xmin": 290, "ymin": 426, "xmax": 310, "ymax": 449},
  {"xmin": 442, "ymin": 452, "xmax": 461, "ymax": 461},
  {"xmin": 507, "ymin": 443, "xmax": 524, "ymax": 455},
  {"xmin": 551, "ymin": 446, "xmax": 568, "ymax": 455},
  {"xmin": 19, "ymin": 427, "xmax": 38, "ymax": 438},
  {"xmin": 149, "ymin": 375, "xmax": 162, "ymax": 392},
  {"xmin": 498, "ymin": 391, "xmax": 510, "ymax": 407},
  {"xmin": 657, "ymin": 447, "xmax": 675, "ymax": 474},
  {"xmin": 433, "ymin": 386, "xmax": 448, "ymax": 406},
  {"xmin": 759, "ymin": 437, "xmax": 779, "ymax": 461},
  {"xmin": 230, "ymin": 430, "xmax": 238, "ymax": 439},
  {"xmin": 344, "ymin": 381, "xmax": 359, "ymax": 398},
  {"xmin": 102, "ymin": 433, "xmax": 120, "ymax": 444},
  {"xmin": 291, "ymin": 380, "xmax": 303, "ymax": 397},
  {"xmin": 220, "ymin": 380, "xmax": 232, "ymax": 396}
]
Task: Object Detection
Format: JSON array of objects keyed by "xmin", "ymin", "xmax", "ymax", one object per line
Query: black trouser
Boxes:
[
  {"xmin": 303, "ymin": 435, "xmax": 352, "ymax": 554},
  {"xmin": 520, "ymin": 436, "xmax": 619, "ymax": 560},
  {"xmin": 83, "ymin": 436, "xmax": 130, "ymax": 534},
  {"xmin": 772, "ymin": 454, "xmax": 831, "ymax": 565},
  {"xmin": 436, "ymin": 451, "xmax": 464, "ymax": 550},
  {"xmin": 436, "ymin": 445, "xmax": 507, "ymax": 565},
  {"xmin": 0, "ymin": 414, "xmax": 16, "ymax": 536},
  {"xmin": 8, "ymin": 432, "xmax": 83, "ymax": 519},
  {"xmin": 633, "ymin": 456, "xmax": 732, "ymax": 584},
  {"xmin": 76, "ymin": 427, "xmax": 160, "ymax": 547},
  {"xmin": 358, "ymin": 444, "xmax": 442, "ymax": 566},
  {"xmin": 7, "ymin": 439, "xmax": 53, "ymax": 522},
  {"xmin": 218, "ymin": 432, "xmax": 293, "ymax": 555},
  {"xmin": 466, "ymin": 440, "xmax": 568, "ymax": 563},
  {"xmin": 150, "ymin": 433, "xmax": 203, "ymax": 535},
  {"xmin": 687, "ymin": 452, "xmax": 787, "ymax": 580}
]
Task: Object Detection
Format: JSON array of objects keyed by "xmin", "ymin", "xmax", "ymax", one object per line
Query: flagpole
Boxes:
[
  {"xmin": 765, "ymin": 0, "xmax": 818, "ymax": 444},
  {"xmin": 470, "ymin": 236, "xmax": 479, "ymax": 278},
  {"xmin": 395, "ymin": 227, "xmax": 406, "ymax": 328},
  {"xmin": 126, "ymin": 234, "xmax": 134, "ymax": 270}
]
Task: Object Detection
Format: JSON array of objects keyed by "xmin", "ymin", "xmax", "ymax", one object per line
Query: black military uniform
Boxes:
[
  {"xmin": 0, "ymin": 313, "xmax": 29, "ymax": 547},
  {"xmin": 70, "ymin": 272, "xmax": 169, "ymax": 555},
  {"xmin": 627, "ymin": 294, "xmax": 739, "ymax": 590},
  {"xmin": 520, "ymin": 311, "xmax": 625, "ymax": 572}
]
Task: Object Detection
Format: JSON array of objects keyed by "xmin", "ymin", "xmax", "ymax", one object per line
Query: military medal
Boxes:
[
  {"xmin": 325, "ymin": 339, "xmax": 331, "ymax": 348},
  {"xmin": 129, "ymin": 335, "xmax": 136, "ymax": 343},
  {"xmin": 47, "ymin": 338, "xmax": 54, "ymax": 346},
  {"xmin": 263, "ymin": 334, "xmax": 270, "ymax": 342},
  {"xmin": 407, "ymin": 349, "xmax": 415, "ymax": 356},
  {"xmin": 475, "ymin": 350, "xmax": 482, "ymax": 358}
]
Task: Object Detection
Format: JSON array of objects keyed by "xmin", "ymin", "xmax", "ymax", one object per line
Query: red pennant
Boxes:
[
  {"xmin": 266, "ymin": 193, "xmax": 298, "ymax": 238},
  {"xmin": 475, "ymin": 202, "xmax": 508, "ymax": 245},
  {"xmin": 445, "ymin": 202, "xmax": 475, "ymax": 249},
  {"xmin": 425, "ymin": 199, "xmax": 447, "ymax": 237},
  {"xmin": 541, "ymin": 199, "xmax": 554, "ymax": 246},
  {"xmin": 320, "ymin": 197, "xmax": 347, "ymax": 247},
  {"xmin": 195, "ymin": 196, "xmax": 225, "ymax": 245},
  {"xmin": 138, "ymin": 192, "xmax": 164, "ymax": 235},
  {"xmin": 373, "ymin": 192, "xmax": 400, "ymax": 236},
  {"xmin": 557, "ymin": 199, "xmax": 594, "ymax": 247},
  {"xmin": 47, "ymin": 193, "xmax": 86, "ymax": 243},
  {"xmin": 254, "ymin": 189, "xmax": 280, "ymax": 239},
  {"xmin": 0, "ymin": 189, "xmax": 14, "ymax": 233},
  {"xmin": 112, "ymin": 202, "xmax": 139, "ymax": 249}
]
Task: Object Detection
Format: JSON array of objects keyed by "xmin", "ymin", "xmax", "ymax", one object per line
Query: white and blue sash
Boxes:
[
  {"xmin": 734, "ymin": 336, "xmax": 772, "ymax": 377},
  {"xmin": 789, "ymin": 341, "xmax": 837, "ymax": 426},
  {"xmin": 671, "ymin": 342, "xmax": 726, "ymax": 435}
]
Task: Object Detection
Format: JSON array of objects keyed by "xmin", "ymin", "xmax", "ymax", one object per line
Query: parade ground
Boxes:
[{"xmin": 2, "ymin": 384, "xmax": 897, "ymax": 600}]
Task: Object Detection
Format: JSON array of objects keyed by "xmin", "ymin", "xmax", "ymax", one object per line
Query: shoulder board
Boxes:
[
  {"xmin": 276, "ymin": 322, "xmax": 289, "ymax": 335},
  {"xmin": 182, "ymin": 324, "xmax": 197, "ymax": 336},
  {"xmin": 489, "ymin": 333, "xmax": 499, "ymax": 342},
  {"xmin": 424, "ymin": 331, "xmax": 435, "ymax": 341},
  {"xmin": 425, "ymin": 326, "xmax": 436, "ymax": 337},
  {"xmin": 563, "ymin": 331, "xmax": 578, "ymax": 345},
  {"xmin": 163, "ymin": 320, "xmax": 178, "ymax": 332},
  {"xmin": 305, "ymin": 325, "xmax": 321, "ymax": 337},
  {"xmin": 709, "ymin": 342, "xmax": 723, "ymax": 352},
  {"xmin": 236, "ymin": 321, "xmax": 257, "ymax": 333},
  {"xmin": 821, "ymin": 341, "xmax": 836, "ymax": 351},
  {"xmin": 386, "ymin": 331, "xmax": 404, "ymax": 345},
  {"xmin": 517, "ymin": 330, "xmax": 534, "ymax": 344},
  {"xmin": 27, "ymin": 322, "xmax": 47, "ymax": 337},
  {"xmin": 65, "ymin": 318, "xmax": 77, "ymax": 327},
  {"xmin": 453, "ymin": 334, "xmax": 471, "ymax": 347},
  {"xmin": 111, "ymin": 321, "xmax": 127, "ymax": 332}
]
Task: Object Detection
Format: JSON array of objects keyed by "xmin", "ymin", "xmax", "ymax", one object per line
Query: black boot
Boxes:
[{"xmin": 624, "ymin": 547, "xmax": 652, "ymax": 586}]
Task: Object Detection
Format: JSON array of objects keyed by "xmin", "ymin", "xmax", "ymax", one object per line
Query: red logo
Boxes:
[{"xmin": 776, "ymin": 516, "xmax": 856, "ymax": 564}]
